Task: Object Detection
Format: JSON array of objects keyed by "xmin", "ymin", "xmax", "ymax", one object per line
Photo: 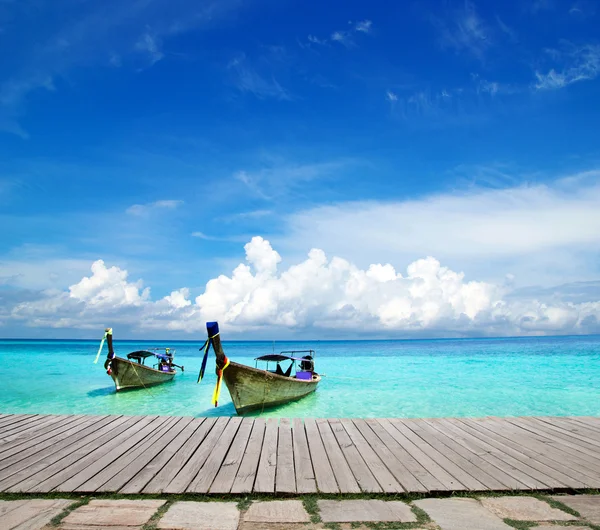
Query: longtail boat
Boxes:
[
  {"xmin": 95, "ymin": 328, "xmax": 183, "ymax": 391},
  {"xmin": 198, "ymin": 321, "xmax": 320, "ymax": 414}
]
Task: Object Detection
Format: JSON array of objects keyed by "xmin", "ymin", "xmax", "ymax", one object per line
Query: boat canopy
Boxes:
[
  {"xmin": 127, "ymin": 350, "xmax": 172, "ymax": 362},
  {"xmin": 254, "ymin": 350, "xmax": 315, "ymax": 362},
  {"xmin": 255, "ymin": 354, "xmax": 303, "ymax": 362}
]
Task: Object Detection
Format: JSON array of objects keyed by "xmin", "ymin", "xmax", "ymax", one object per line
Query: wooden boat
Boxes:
[
  {"xmin": 200, "ymin": 321, "xmax": 320, "ymax": 414},
  {"xmin": 96, "ymin": 328, "xmax": 183, "ymax": 391}
]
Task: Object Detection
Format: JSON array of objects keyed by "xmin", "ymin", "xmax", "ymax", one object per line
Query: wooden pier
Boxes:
[{"xmin": 1, "ymin": 413, "xmax": 600, "ymax": 495}]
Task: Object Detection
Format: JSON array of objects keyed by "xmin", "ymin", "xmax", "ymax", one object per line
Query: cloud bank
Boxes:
[{"xmin": 8, "ymin": 236, "xmax": 600, "ymax": 337}]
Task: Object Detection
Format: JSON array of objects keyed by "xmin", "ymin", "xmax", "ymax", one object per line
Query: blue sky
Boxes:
[{"xmin": 1, "ymin": 0, "xmax": 600, "ymax": 338}]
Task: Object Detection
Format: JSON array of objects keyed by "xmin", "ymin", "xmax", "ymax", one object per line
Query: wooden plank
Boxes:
[
  {"xmin": 0, "ymin": 415, "xmax": 96, "ymax": 473},
  {"xmin": 100, "ymin": 416, "xmax": 193, "ymax": 493},
  {"xmin": 340, "ymin": 419, "xmax": 403, "ymax": 493},
  {"xmin": 0, "ymin": 415, "xmax": 72, "ymax": 448},
  {"xmin": 75, "ymin": 416, "xmax": 178, "ymax": 492},
  {"xmin": 275, "ymin": 418, "xmax": 296, "ymax": 493},
  {"xmin": 163, "ymin": 416, "xmax": 230, "ymax": 493},
  {"xmin": 564, "ymin": 417, "xmax": 600, "ymax": 434},
  {"xmin": 5, "ymin": 415, "xmax": 132, "ymax": 493},
  {"xmin": 0, "ymin": 415, "xmax": 115, "ymax": 490},
  {"xmin": 492, "ymin": 418, "xmax": 600, "ymax": 475},
  {"xmin": 25, "ymin": 415, "xmax": 152, "ymax": 493},
  {"xmin": 188, "ymin": 416, "xmax": 243, "ymax": 493},
  {"xmin": 210, "ymin": 418, "xmax": 254, "ymax": 493},
  {"xmin": 328, "ymin": 418, "xmax": 381, "ymax": 493},
  {"xmin": 316, "ymin": 418, "xmax": 359, "ymax": 493},
  {"xmin": 353, "ymin": 419, "xmax": 426, "ymax": 493},
  {"xmin": 142, "ymin": 417, "xmax": 214, "ymax": 494},
  {"xmin": 0, "ymin": 415, "xmax": 85, "ymax": 456},
  {"xmin": 303, "ymin": 418, "xmax": 337, "ymax": 493},
  {"xmin": 254, "ymin": 417, "xmax": 278, "ymax": 493},
  {"xmin": 0, "ymin": 415, "xmax": 28, "ymax": 430},
  {"xmin": 458, "ymin": 418, "xmax": 593, "ymax": 489},
  {"xmin": 0, "ymin": 415, "xmax": 38, "ymax": 433},
  {"xmin": 292, "ymin": 418, "xmax": 316, "ymax": 493},
  {"xmin": 410, "ymin": 419, "xmax": 512, "ymax": 491},
  {"xmin": 230, "ymin": 418, "xmax": 266, "ymax": 494},
  {"xmin": 53, "ymin": 416, "xmax": 164, "ymax": 492},
  {"xmin": 424, "ymin": 418, "xmax": 540, "ymax": 490},
  {"xmin": 383, "ymin": 419, "xmax": 467, "ymax": 491},
  {"xmin": 0, "ymin": 415, "xmax": 50, "ymax": 438},
  {"xmin": 365, "ymin": 418, "xmax": 443, "ymax": 492},
  {"xmin": 121, "ymin": 417, "xmax": 205, "ymax": 494},
  {"xmin": 528, "ymin": 418, "xmax": 600, "ymax": 446},
  {"xmin": 507, "ymin": 417, "xmax": 600, "ymax": 462}
]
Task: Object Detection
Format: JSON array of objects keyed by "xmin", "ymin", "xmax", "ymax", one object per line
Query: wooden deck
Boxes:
[{"xmin": 1, "ymin": 414, "xmax": 600, "ymax": 494}]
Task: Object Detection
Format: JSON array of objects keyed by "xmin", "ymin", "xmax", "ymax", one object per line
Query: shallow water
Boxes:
[{"xmin": 1, "ymin": 335, "xmax": 599, "ymax": 418}]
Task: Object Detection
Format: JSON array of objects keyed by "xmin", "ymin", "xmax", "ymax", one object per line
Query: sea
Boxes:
[{"xmin": 1, "ymin": 335, "xmax": 599, "ymax": 418}]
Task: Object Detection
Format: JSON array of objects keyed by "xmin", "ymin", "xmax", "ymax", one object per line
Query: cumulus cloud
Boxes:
[{"xmin": 7, "ymin": 236, "xmax": 600, "ymax": 337}]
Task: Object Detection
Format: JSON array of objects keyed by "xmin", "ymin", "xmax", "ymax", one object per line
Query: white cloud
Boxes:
[
  {"xmin": 355, "ymin": 20, "xmax": 373, "ymax": 33},
  {"xmin": 281, "ymin": 171, "xmax": 600, "ymax": 287},
  {"xmin": 435, "ymin": 1, "xmax": 491, "ymax": 60},
  {"xmin": 126, "ymin": 199, "xmax": 183, "ymax": 216},
  {"xmin": 534, "ymin": 43, "xmax": 600, "ymax": 90},
  {"xmin": 135, "ymin": 31, "xmax": 164, "ymax": 66},
  {"xmin": 6, "ymin": 235, "xmax": 600, "ymax": 337},
  {"xmin": 228, "ymin": 54, "xmax": 291, "ymax": 100},
  {"xmin": 386, "ymin": 90, "xmax": 398, "ymax": 102}
]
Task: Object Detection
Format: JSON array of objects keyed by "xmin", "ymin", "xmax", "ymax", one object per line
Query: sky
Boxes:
[{"xmin": 1, "ymin": 0, "xmax": 600, "ymax": 339}]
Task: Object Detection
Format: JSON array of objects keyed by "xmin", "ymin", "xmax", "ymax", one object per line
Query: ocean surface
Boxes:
[{"xmin": 1, "ymin": 335, "xmax": 599, "ymax": 418}]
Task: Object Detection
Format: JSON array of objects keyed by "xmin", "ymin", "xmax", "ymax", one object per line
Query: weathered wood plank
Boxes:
[
  {"xmin": 54, "ymin": 416, "xmax": 165, "ymax": 492},
  {"xmin": 353, "ymin": 419, "xmax": 426, "ymax": 493},
  {"xmin": 410, "ymin": 419, "xmax": 511, "ymax": 491},
  {"xmin": 162, "ymin": 416, "xmax": 230, "ymax": 494},
  {"xmin": 210, "ymin": 417, "xmax": 254, "ymax": 493},
  {"xmin": 304, "ymin": 418, "xmax": 338, "ymax": 493},
  {"xmin": 76, "ymin": 416, "xmax": 178, "ymax": 492},
  {"xmin": 493, "ymin": 417, "xmax": 600, "ymax": 477},
  {"xmin": 187, "ymin": 416, "xmax": 243, "ymax": 493},
  {"xmin": 0, "ymin": 415, "xmax": 73, "ymax": 449},
  {"xmin": 100, "ymin": 416, "xmax": 193, "ymax": 493},
  {"xmin": 316, "ymin": 418, "xmax": 359, "ymax": 493},
  {"xmin": 276, "ymin": 418, "xmax": 296, "ymax": 493},
  {"xmin": 0, "ymin": 415, "xmax": 50, "ymax": 438},
  {"xmin": 328, "ymin": 418, "xmax": 381, "ymax": 493},
  {"xmin": 122, "ymin": 417, "xmax": 205, "ymax": 494},
  {"xmin": 0, "ymin": 415, "xmax": 119, "ymax": 491},
  {"xmin": 365, "ymin": 418, "xmax": 442, "ymax": 492},
  {"xmin": 424, "ymin": 418, "xmax": 538, "ymax": 490},
  {"xmin": 230, "ymin": 418, "xmax": 265, "ymax": 494},
  {"xmin": 0, "ymin": 415, "xmax": 96, "ymax": 473},
  {"xmin": 142, "ymin": 417, "xmax": 215, "ymax": 494},
  {"xmin": 458, "ymin": 418, "xmax": 593, "ymax": 489},
  {"xmin": 254, "ymin": 417, "xmax": 278, "ymax": 493},
  {"xmin": 378, "ymin": 419, "xmax": 464, "ymax": 491},
  {"xmin": 292, "ymin": 418, "xmax": 317, "ymax": 493},
  {"xmin": 435, "ymin": 418, "xmax": 547, "ymax": 490},
  {"xmin": 507, "ymin": 417, "xmax": 600, "ymax": 463},
  {"xmin": 7, "ymin": 415, "xmax": 132, "ymax": 493},
  {"xmin": 341, "ymin": 419, "xmax": 404, "ymax": 493}
]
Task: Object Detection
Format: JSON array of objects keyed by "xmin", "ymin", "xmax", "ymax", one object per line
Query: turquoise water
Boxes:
[{"xmin": 1, "ymin": 336, "xmax": 599, "ymax": 418}]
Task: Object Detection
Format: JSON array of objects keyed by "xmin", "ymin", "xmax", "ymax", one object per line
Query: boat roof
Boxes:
[
  {"xmin": 254, "ymin": 352, "xmax": 313, "ymax": 362},
  {"xmin": 127, "ymin": 350, "xmax": 171, "ymax": 361}
]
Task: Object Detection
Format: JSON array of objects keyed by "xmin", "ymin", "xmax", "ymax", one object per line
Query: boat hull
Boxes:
[
  {"xmin": 223, "ymin": 361, "xmax": 320, "ymax": 414},
  {"xmin": 109, "ymin": 356, "xmax": 175, "ymax": 391}
]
